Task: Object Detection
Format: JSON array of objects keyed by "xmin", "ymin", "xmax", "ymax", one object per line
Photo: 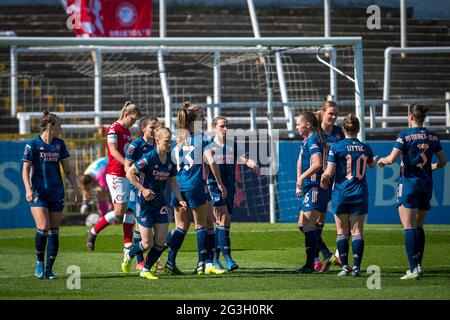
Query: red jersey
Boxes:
[{"xmin": 106, "ymin": 121, "xmax": 132, "ymax": 177}]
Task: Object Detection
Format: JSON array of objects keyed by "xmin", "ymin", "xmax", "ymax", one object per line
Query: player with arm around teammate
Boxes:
[
  {"xmin": 124, "ymin": 116, "xmax": 158, "ymax": 271},
  {"xmin": 164, "ymin": 102, "xmax": 227, "ymax": 276},
  {"xmin": 320, "ymin": 114, "xmax": 376, "ymax": 277},
  {"xmin": 295, "ymin": 111, "xmax": 328, "ymax": 274},
  {"xmin": 315, "ymin": 101, "xmax": 344, "ymax": 271},
  {"xmin": 22, "ymin": 110, "xmax": 80, "ymax": 279},
  {"xmin": 377, "ymin": 104, "xmax": 446, "ymax": 280},
  {"xmin": 122, "ymin": 123, "xmax": 188, "ymax": 280}
]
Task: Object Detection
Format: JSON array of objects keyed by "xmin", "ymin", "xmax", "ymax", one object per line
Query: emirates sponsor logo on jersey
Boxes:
[{"xmin": 40, "ymin": 152, "xmax": 60, "ymax": 162}]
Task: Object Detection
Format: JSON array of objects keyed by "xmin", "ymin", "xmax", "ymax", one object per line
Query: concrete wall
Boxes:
[{"xmin": 1, "ymin": 0, "xmax": 450, "ymax": 20}]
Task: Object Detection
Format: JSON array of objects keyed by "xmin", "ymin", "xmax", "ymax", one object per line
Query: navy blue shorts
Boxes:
[
  {"xmin": 28, "ymin": 194, "xmax": 64, "ymax": 212},
  {"xmin": 300, "ymin": 187, "xmax": 328, "ymax": 213},
  {"xmin": 136, "ymin": 204, "xmax": 169, "ymax": 228},
  {"xmin": 171, "ymin": 189, "xmax": 209, "ymax": 209},
  {"xmin": 208, "ymin": 185, "xmax": 236, "ymax": 215},
  {"xmin": 332, "ymin": 200, "xmax": 368, "ymax": 216},
  {"xmin": 397, "ymin": 183, "xmax": 432, "ymax": 211}
]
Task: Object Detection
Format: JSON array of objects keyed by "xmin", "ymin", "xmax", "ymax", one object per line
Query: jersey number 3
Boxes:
[{"xmin": 416, "ymin": 143, "xmax": 429, "ymax": 169}]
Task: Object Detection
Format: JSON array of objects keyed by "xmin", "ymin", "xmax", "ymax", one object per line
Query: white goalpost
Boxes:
[{"xmin": 0, "ymin": 36, "xmax": 365, "ymax": 223}]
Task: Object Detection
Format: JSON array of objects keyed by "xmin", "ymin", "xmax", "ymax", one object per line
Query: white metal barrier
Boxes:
[
  {"xmin": 17, "ymin": 97, "xmax": 450, "ymax": 135},
  {"xmin": 382, "ymin": 46, "xmax": 450, "ymax": 128}
]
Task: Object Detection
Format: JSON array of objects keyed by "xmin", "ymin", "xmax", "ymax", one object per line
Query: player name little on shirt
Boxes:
[{"xmin": 346, "ymin": 145, "xmax": 365, "ymax": 152}]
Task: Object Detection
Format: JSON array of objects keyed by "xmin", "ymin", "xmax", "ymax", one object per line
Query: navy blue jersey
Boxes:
[
  {"xmin": 394, "ymin": 127, "xmax": 442, "ymax": 189},
  {"xmin": 206, "ymin": 139, "xmax": 244, "ymax": 192},
  {"xmin": 323, "ymin": 125, "xmax": 344, "ymax": 149},
  {"xmin": 299, "ymin": 133, "xmax": 324, "ymax": 190},
  {"xmin": 134, "ymin": 149, "xmax": 177, "ymax": 212},
  {"xmin": 172, "ymin": 133, "xmax": 209, "ymax": 192},
  {"xmin": 328, "ymin": 138, "xmax": 374, "ymax": 203},
  {"xmin": 126, "ymin": 137, "xmax": 155, "ymax": 162},
  {"xmin": 126, "ymin": 137, "xmax": 155, "ymax": 199},
  {"xmin": 322, "ymin": 125, "xmax": 344, "ymax": 170},
  {"xmin": 22, "ymin": 135, "xmax": 70, "ymax": 201}
]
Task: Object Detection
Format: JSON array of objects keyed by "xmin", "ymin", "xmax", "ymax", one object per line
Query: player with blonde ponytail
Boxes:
[{"xmin": 87, "ymin": 101, "xmax": 141, "ymax": 253}]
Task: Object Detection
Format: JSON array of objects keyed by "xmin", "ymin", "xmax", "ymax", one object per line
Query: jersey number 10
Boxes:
[{"xmin": 345, "ymin": 154, "xmax": 368, "ymax": 180}]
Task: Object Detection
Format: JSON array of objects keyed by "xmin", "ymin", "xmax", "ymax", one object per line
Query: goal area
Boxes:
[{"xmin": 0, "ymin": 36, "xmax": 365, "ymax": 222}]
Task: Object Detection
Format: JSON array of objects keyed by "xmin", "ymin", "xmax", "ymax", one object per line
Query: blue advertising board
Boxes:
[
  {"xmin": 277, "ymin": 141, "xmax": 450, "ymax": 224},
  {"xmin": 1, "ymin": 140, "xmax": 449, "ymax": 228},
  {"xmin": 0, "ymin": 141, "xmax": 35, "ymax": 229}
]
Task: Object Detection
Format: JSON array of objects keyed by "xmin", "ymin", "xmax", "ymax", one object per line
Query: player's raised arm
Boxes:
[{"xmin": 377, "ymin": 148, "xmax": 401, "ymax": 167}]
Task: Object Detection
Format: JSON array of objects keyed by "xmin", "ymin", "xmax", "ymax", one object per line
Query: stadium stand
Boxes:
[{"xmin": 1, "ymin": 5, "xmax": 450, "ymax": 136}]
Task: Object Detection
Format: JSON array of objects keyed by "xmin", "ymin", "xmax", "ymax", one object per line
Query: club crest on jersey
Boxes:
[
  {"xmin": 127, "ymin": 145, "xmax": 135, "ymax": 155},
  {"xmin": 137, "ymin": 159, "xmax": 147, "ymax": 168},
  {"xmin": 56, "ymin": 144, "xmax": 61, "ymax": 151},
  {"xmin": 23, "ymin": 144, "xmax": 31, "ymax": 155}
]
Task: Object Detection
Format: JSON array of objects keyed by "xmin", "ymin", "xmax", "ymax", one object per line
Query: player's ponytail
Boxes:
[
  {"xmin": 342, "ymin": 113, "xmax": 360, "ymax": 137},
  {"xmin": 40, "ymin": 109, "xmax": 58, "ymax": 131},
  {"xmin": 155, "ymin": 121, "xmax": 171, "ymax": 140},
  {"xmin": 298, "ymin": 111, "xmax": 324, "ymax": 145},
  {"xmin": 119, "ymin": 101, "xmax": 141, "ymax": 121},
  {"xmin": 176, "ymin": 102, "xmax": 202, "ymax": 145},
  {"xmin": 409, "ymin": 104, "xmax": 429, "ymax": 125}
]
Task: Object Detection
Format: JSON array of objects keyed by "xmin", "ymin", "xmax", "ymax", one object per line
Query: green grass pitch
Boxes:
[{"xmin": 0, "ymin": 223, "xmax": 449, "ymax": 300}]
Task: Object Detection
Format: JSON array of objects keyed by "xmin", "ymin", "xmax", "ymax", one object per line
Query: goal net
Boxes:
[{"xmin": 0, "ymin": 37, "xmax": 364, "ymax": 222}]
